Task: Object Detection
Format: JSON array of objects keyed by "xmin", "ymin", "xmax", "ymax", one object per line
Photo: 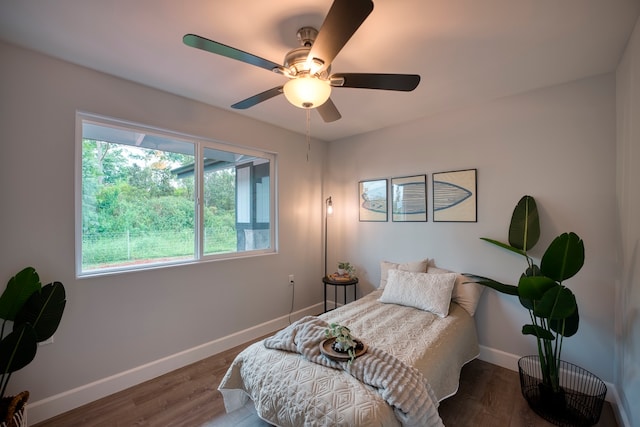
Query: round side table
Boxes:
[{"xmin": 322, "ymin": 276, "xmax": 358, "ymax": 312}]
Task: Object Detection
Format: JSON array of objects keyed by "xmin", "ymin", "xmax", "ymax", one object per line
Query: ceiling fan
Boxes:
[{"xmin": 183, "ymin": 0, "xmax": 420, "ymax": 122}]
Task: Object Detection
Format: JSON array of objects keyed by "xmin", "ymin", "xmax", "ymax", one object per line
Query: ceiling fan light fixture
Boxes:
[
  {"xmin": 184, "ymin": 0, "xmax": 418, "ymax": 121},
  {"xmin": 283, "ymin": 76, "xmax": 331, "ymax": 109}
]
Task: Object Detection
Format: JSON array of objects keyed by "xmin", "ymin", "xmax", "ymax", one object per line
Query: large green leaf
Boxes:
[
  {"xmin": 525, "ymin": 265, "xmax": 542, "ymax": 277},
  {"xmin": 534, "ymin": 286, "xmax": 576, "ymax": 320},
  {"xmin": 518, "ymin": 295, "xmax": 534, "ymax": 310},
  {"xmin": 462, "ymin": 274, "xmax": 518, "ymax": 296},
  {"xmin": 518, "ymin": 269, "xmax": 540, "ymax": 309},
  {"xmin": 550, "ymin": 305, "xmax": 580, "ymax": 337},
  {"xmin": 0, "ymin": 323, "xmax": 37, "ymax": 374},
  {"xmin": 0, "ymin": 267, "xmax": 41, "ymax": 321},
  {"xmin": 522, "ymin": 324, "xmax": 554, "ymax": 341},
  {"xmin": 479, "ymin": 238, "xmax": 528, "ymax": 258},
  {"xmin": 541, "ymin": 232, "xmax": 585, "ymax": 283},
  {"xmin": 518, "ymin": 276, "xmax": 556, "ymax": 301},
  {"xmin": 15, "ymin": 282, "xmax": 66, "ymax": 342},
  {"xmin": 508, "ymin": 195, "xmax": 540, "ymax": 251}
]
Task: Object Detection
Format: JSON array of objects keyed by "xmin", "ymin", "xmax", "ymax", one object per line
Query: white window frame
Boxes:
[{"xmin": 75, "ymin": 111, "xmax": 277, "ymax": 277}]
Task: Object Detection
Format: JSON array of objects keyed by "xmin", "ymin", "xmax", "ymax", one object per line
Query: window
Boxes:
[{"xmin": 77, "ymin": 113, "xmax": 276, "ymax": 276}]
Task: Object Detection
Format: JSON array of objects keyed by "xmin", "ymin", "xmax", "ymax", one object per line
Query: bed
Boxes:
[{"xmin": 218, "ymin": 262, "xmax": 482, "ymax": 426}]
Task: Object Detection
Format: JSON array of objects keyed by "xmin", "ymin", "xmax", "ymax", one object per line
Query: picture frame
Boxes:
[
  {"xmin": 432, "ymin": 169, "xmax": 477, "ymax": 222},
  {"xmin": 391, "ymin": 175, "xmax": 427, "ymax": 222},
  {"xmin": 358, "ymin": 179, "xmax": 388, "ymax": 222}
]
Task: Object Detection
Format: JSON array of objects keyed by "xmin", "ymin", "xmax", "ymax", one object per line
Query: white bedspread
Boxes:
[
  {"xmin": 263, "ymin": 316, "xmax": 443, "ymax": 427},
  {"xmin": 218, "ymin": 290, "xmax": 479, "ymax": 426}
]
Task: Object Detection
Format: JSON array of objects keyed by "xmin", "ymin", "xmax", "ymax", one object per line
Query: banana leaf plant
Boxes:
[
  {"xmin": 464, "ymin": 195, "xmax": 584, "ymax": 393},
  {"xmin": 0, "ymin": 267, "xmax": 66, "ymax": 399}
]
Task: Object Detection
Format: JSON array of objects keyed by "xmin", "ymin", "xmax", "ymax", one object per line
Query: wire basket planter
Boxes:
[
  {"xmin": 0, "ymin": 391, "xmax": 28, "ymax": 427},
  {"xmin": 518, "ymin": 356, "xmax": 606, "ymax": 427},
  {"xmin": 0, "ymin": 410, "xmax": 26, "ymax": 427}
]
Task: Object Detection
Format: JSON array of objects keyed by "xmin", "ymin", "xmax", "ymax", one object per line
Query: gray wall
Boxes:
[
  {"xmin": 0, "ymin": 40, "xmax": 326, "ymax": 410},
  {"xmin": 325, "ymin": 73, "xmax": 618, "ymax": 386},
  {"xmin": 616, "ymin": 15, "xmax": 640, "ymax": 427}
]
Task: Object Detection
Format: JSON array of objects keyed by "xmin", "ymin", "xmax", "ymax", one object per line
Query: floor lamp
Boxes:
[{"xmin": 324, "ymin": 196, "xmax": 333, "ymax": 277}]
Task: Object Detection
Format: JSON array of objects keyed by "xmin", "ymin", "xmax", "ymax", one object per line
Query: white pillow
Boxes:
[
  {"xmin": 428, "ymin": 266, "xmax": 485, "ymax": 316},
  {"xmin": 379, "ymin": 269, "xmax": 456, "ymax": 317},
  {"xmin": 379, "ymin": 258, "xmax": 429, "ymax": 289}
]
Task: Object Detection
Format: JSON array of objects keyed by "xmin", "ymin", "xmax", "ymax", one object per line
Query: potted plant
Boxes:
[
  {"xmin": 337, "ymin": 262, "xmax": 355, "ymax": 277},
  {"xmin": 324, "ymin": 323, "xmax": 364, "ymax": 363},
  {"xmin": 0, "ymin": 267, "xmax": 66, "ymax": 427},
  {"xmin": 464, "ymin": 196, "xmax": 605, "ymax": 424}
]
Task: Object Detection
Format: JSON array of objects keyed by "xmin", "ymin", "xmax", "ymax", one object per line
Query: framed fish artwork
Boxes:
[
  {"xmin": 432, "ymin": 169, "xmax": 477, "ymax": 222},
  {"xmin": 358, "ymin": 179, "xmax": 388, "ymax": 222},
  {"xmin": 391, "ymin": 175, "xmax": 427, "ymax": 222}
]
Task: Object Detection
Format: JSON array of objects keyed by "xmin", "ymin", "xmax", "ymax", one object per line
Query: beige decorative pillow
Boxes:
[
  {"xmin": 379, "ymin": 258, "xmax": 429, "ymax": 289},
  {"xmin": 379, "ymin": 269, "xmax": 456, "ymax": 317},
  {"xmin": 428, "ymin": 266, "xmax": 485, "ymax": 316}
]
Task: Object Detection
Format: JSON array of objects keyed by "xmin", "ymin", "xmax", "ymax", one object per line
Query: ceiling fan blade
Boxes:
[
  {"xmin": 231, "ymin": 86, "xmax": 284, "ymax": 109},
  {"xmin": 307, "ymin": 0, "xmax": 373, "ymax": 73},
  {"xmin": 183, "ymin": 34, "xmax": 283, "ymax": 73},
  {"xmin": 317, "ymin": 98, "xmax": 342, "ymax": 122},
  {"xmin": 330, "ymin": 73, "xmax": 421, "ymax": 91}
]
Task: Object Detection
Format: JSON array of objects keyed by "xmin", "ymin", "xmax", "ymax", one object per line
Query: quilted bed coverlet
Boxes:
[
  {"xmin": 263, "ymin": 316, "xmax": 442, "ymax": 426},
  {"xmin": 218, "ymin": 290, "xmax": 479, "ymax": 426}
]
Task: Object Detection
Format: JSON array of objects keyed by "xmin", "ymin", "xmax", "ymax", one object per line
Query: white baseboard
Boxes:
[
  {"xmin": 478, "ymin": 344, "xmax": 520, "ymax": 370},
  {"xmin": 27, "ymin": 303, "xmax": 323, "ymax": 425},
  {"xmin": 478, "ymin": 345, "xmax": 630, "ymax": 427}
]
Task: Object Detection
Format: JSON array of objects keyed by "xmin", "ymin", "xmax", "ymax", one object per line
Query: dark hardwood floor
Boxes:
[{"xmin": 33, "ymin": 336, "xmax": 618, "ymax": 427}]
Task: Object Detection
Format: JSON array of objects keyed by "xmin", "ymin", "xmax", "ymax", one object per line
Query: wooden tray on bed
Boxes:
[{"xmin": 320, "ymin": 338, "xmax": 367, "ymax": 361}]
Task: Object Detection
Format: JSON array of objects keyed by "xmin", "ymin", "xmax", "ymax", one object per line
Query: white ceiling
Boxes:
[{"xmin": 1, "ymin": 0, "xmax": 638, "ymax": 141}]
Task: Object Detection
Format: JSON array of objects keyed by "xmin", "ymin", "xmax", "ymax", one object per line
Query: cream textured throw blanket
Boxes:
[{"xmin": 263, "ymin": 316, "xmax": 444, "ymax": 427}]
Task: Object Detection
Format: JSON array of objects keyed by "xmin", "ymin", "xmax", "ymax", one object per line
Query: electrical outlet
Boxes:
[
  {"xmin": 39, "ymin": 336, "xmax": 54, "ymax": 346},
  {"xmin": 289, "ymin": 274, "xmax": 294, "ymax": 284}
]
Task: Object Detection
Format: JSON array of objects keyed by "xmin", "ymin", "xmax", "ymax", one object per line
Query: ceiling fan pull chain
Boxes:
[{"xmin": 306, "ymin": 109, "xmax": 311, "ymax": 162}]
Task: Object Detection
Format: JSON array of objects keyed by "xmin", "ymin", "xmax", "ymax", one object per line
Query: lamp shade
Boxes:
[{"xmin": 283, "ymin": 76, "xmax": 331, "ymax": 109}]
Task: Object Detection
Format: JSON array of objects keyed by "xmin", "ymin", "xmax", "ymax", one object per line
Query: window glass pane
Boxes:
[
  {"xmin": 236, "ymin": 166, "xmax": 250, "ymax": 224},
  {"xmin": 202, "ymin": 147, "xmax": 237, "ymax": 254},
  {"xmin": 202, "ymin": 148, "xmax": 271, "ymax": 254},
  {"xmin": 81, "ymin": 120, "xmax": 195, "ymax": 273},
  {"xmin": 78, "ymin": 114, "xmax": 275, "ymax": 276}
]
